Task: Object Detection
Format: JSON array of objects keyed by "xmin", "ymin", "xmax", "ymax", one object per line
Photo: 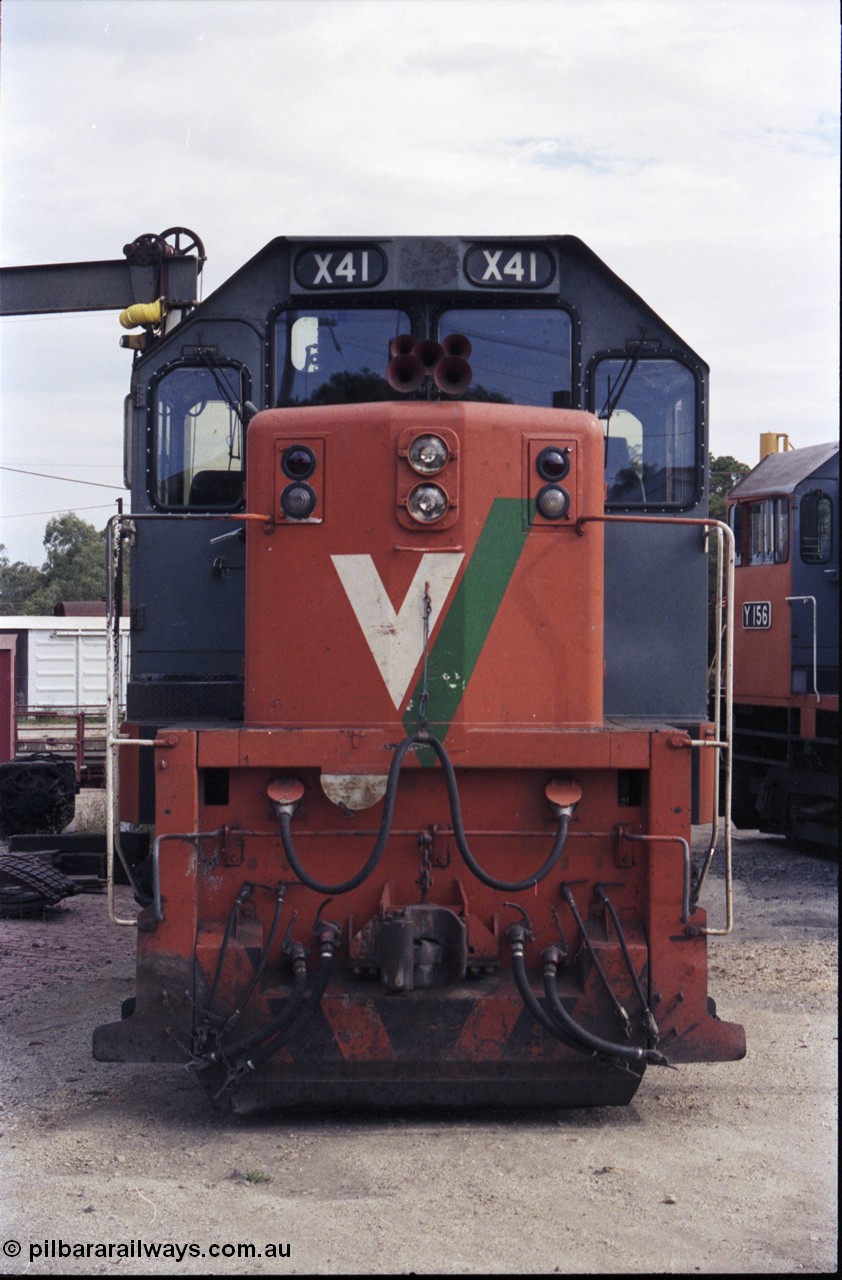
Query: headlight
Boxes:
[
  {"xmin": 281, "ymin": 482, "xmax": 317, "ymax": 519},
  {"xmin": 408, "ymin": 434, "xmax": 449, "ymax": 475},
  {"xmin": 407, "ymin": 483, "xmax": 449, "ymax": 523},
  {"xmin": 535, "ymin": 484, "xmax": 570, "ymax": 520}
]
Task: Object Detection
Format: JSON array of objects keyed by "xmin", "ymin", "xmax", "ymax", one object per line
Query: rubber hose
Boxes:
[
  {"xmin": 279, "ymin": 729, "xmax": 571, "ymax": 895},
  {"xmin": 220, "ymin": 886, "xmax": 286, "ymax": 1032},
  {"xmin": 542, "ymin": 965, "xmax": 669, "ymax": 1066},
  {"xmin": 510, "ymin": 944, "xmax": 587, "ymax": 1052},
  {"xmin": 214, "ymin": 956, "xmax": 308, "ymax": 1061},
  {"xmin": 245, "ymin": 946, "xmax": 335, "ymax": 1069},
  {"xmin": 416, "ymin": 732, "xmax": 572, "ymax": 892},
  {"xmin": 277, "ymin": 733, "xmax": 420, "ymax": 894}
]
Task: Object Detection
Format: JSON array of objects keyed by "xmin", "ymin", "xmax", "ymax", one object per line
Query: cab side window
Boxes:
[
  {"xmin": 594, "ymin": 357, "xmax": 699, "ymax": 509},
  {"xmin": 731, "ymin": 497, "xmax": 788, "ymax": 566},
  {"xmin": 729, "ymin": 503, "xmax": 743, "ymax": 566},
  {"xmin": 152, "ymin": 363, "xmax": 247, "ymax": 509},
  {"xmin": 800, "ymin": 490, "xmax": 833, "ymax": 564}
]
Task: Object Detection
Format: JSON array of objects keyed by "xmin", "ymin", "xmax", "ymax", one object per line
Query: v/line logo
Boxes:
[
  {"xmin": 331, "ymin": 553, "xmax": 464, "ymax": 709},
  {"xmin": 331, "ymin": 498, "xmax": 530, "ymax": 730}
]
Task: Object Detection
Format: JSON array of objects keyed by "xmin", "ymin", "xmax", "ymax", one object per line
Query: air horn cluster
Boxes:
[{"xmin": 386, "ymin": 333, "xmax": 473, "ymax": 397}]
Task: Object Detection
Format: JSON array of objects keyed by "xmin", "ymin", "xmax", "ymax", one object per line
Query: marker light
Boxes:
[
  {"xmin": 536, "ymin": 484, "xmax": 570, "ymax": 520},
  {"xmin": 282, "ymin": 445, "xmax": 316, "ymax": 480},
  {"xmin": 536, "ymin": 446, "xmax": 570, "ymax": 482},
  {"xmin": 407, "ymin": 483, "xmax": 448, "ymax": 523},
  {"xmin": 267, "ymin": 776, "xmax": 305, "ymax": 817},
  {"xmin": 408, "ymin": 434, "xmax": 449, "ymax": 475},
  {"xmin": 545, "ymin": 777, "xmax": 583, "ymax": 818},
  {"xmin": 281, "ymin": 482, "xmax": 317, "ymax": 519}
]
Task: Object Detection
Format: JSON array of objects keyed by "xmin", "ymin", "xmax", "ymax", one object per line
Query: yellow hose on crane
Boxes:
[{"xmin": 119, "ymin": 299, "xmax": 166, "ymax": 329}]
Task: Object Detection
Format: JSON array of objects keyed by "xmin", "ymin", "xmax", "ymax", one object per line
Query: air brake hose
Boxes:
[
  {"xmin": 541, "ymin": 949, "xmax": 670, "ymax": 1067},
  {"xmin": 277, "ymin": 730, "xmax": 572, "ymax": 895},
  {"xmin": 418, "ymin": 731, "xmax": 572, "ymax": 891},
  {"xmin": 244, "ymin": 938, "xmax": 336, "ymax": 1070},
  {"xmin": 219, "ymin": 883, "xmax": 287, "ymax": 1033},
  {"xmin": 508, "ymin": 926, "xmax": 586, "ymax": 1053},
  {"xmin": 276, "ymin": 733, "xmax": 421, "ymax": 894},
  {"xmin": 213, "ymin": 918, "xmax": 340, "ymax": 1068},
  {"xmin": 508, "ymin": 921, "xmax": 669, "ymax": 1068},
  {"xmin": 210, "ymin": 955, "xmax": 308, "ymax": 1104},
  {"xmin": 208, "ymin": 945, "xmax": 308, "ymax": 1063},
  {"xmin": 210, "ymin": 926, "xmax": 340, "ymax": 1102},
  {"xmin": 594, "ymin": 884, "xmax": 659, "ymax": 1041},
  {"xmin": 204, "ymin": 884, "xmax": 252, "ymax": 1021}
]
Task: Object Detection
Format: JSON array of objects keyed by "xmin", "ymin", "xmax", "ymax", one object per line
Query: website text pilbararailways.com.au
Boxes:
[{"xmin": 3, "ymin": 1238, "xmax": 292, "ymax": 1265}]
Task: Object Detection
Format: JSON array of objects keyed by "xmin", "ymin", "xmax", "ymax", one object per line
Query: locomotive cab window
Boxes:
[
  {"xmin": 275, "ymin": 308, "xmax": 411, "ymax": 405},
  {"xmin": 593, "ymin": 356, "xmax": 699, "ymax": 508},
  {"xmin": 749, "ymin": 497, "xmax": 788, "ymax": 564},
  {"xmin": 729, "ymin": 497, "xmax": 789, "ymax": 566},
  {"xmin": 438, "ymin": 307, "xmax": 572, "ymax": 406},
  {"xmin": 152, "ymin": 362, "xmax": 247, "ymax": 509},
  {"xmin": 799, "ymin": 490, "xmax": 833, "ymax": 564},
  {"xmin": 729, "ymin": 503, "xmax": 744, "ymax": 566}
]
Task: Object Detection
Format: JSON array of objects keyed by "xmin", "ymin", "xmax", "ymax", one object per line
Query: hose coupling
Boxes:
[{"xmin": 285, "ymin": 941, "xmax": 307, "ymax": 975}]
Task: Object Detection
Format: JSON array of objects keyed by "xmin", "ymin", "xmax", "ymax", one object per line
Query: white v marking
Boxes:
[{"xmin": 331, "ymin": 553, "xmax": 464, "ymax": 709}]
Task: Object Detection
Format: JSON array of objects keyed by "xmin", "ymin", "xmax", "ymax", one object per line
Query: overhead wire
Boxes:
[
  {"xmin": 1, "ymin": 465, "xmax": 125, "ymax": 489},
  {"xmin": 1, "ymin": 502, "xmax": 117, "ymax": 519}
]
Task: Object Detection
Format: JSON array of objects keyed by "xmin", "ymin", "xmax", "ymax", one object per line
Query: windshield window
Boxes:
[
  {"xmin": 152, "ymin": 363, "xmax": 245, "ymax": 508},
  {"xmin": 595, "ymin": 357, "xmax": 698, "ymax": 508},
  {"xmin": 275, "ymin": 309, "xmax": 410, "ymax": 405},
  {"xmin": 438, "ymin": 308, "xmax": 571, "ymax": 406}
]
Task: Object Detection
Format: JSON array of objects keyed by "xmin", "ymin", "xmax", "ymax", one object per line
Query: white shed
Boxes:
[{"xmin": 0, "ymin": 616, "xmax": 129, "ymax": 709}]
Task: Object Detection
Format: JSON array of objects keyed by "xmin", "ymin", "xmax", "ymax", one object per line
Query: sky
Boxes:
[{"xmin": 0, "ymin": 0, "xmax": 838, "ymax": 567}]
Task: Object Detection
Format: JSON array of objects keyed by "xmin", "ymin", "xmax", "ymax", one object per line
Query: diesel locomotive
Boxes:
[
  {"xmin": 87, "ymin": 234, "xmax": 744, "ymax": 1108},
  {"xmin": 727, "ymin": 437, "xmax": 838, "ymax": 849}
]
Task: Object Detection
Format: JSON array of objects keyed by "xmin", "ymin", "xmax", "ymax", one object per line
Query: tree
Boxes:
[
  {"xmin": 709, "ymin": 455, "xmax": 750, "ymax": 520},
  {"xmin": 0, "ymin": 515, "xmax": 107, "ymax": 615},
  {"xmin": 0, "ymin": 548, "xmax": 42, "ymax": 614},
  {"xmin": 306, "ymin": 368, "xmax": 395, "ymax": 404}
]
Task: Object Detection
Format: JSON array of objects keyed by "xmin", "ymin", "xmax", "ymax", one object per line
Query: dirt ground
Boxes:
[{"xmin": 0, "ymin": 821, "xmax": 837, "ymax": 1275}]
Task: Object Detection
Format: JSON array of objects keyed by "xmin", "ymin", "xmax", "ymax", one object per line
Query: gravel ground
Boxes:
[{"xmin": 0, "ymin": 822, "xmax": 837, "ymax": 1275}]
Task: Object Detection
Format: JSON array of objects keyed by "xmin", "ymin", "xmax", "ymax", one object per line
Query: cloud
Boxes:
[{"xmin": 1, "ymin": 0, "xmax": 838, "ymax": 563}]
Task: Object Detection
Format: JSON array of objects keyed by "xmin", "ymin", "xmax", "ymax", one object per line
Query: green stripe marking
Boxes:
[{"xmin": 403, "ymin": 497, "xmax": 529, "ymax": 759}]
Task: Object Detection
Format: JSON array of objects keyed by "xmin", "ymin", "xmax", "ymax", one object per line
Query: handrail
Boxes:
[
  {"xmin": 786, "ymin": 595, "xmax": 820, "ymax": 703},
  {"xmin": 105, "ymin": 513, "xmax": 139, "ymax": 925}
]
